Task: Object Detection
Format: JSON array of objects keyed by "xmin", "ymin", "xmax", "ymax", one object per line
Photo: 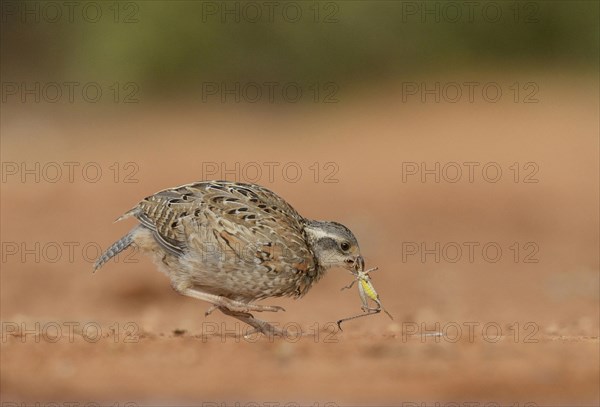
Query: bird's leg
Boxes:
[
  {"xmin": 180, "ymin": 288, "xmax": 285, "ymax": 314},
  {"xmin": 218, "ymin": 306, "xmax": 287, "ymax": 338}
]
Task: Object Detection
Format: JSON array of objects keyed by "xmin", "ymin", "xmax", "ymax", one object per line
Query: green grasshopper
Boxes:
[{"xmin": 337, "ymin": 265, "xmax": 393, "ymax": 330}]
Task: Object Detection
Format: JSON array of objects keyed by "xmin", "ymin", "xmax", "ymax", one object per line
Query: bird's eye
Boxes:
[{"xmin": 340, "ymin": 242, "xmax": 351, "ymax": 252}]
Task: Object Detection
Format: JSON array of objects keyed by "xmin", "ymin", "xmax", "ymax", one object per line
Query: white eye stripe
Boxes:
[
  {"xmin": 306, "ymin": 227, "xmax": 347, "ymax": 242},
  {"xmin": 304, "ymin": 221, "xmax": 358, "ymax": 250}
]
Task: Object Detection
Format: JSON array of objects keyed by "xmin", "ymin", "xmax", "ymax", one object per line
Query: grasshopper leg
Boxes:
[
  {"xmin": 337, "ymin": 308, "xmax": 381, "ymax": 331},
  {"xmin": 340, "ymin": 280, "xmax": 357, "ymax": 291}
]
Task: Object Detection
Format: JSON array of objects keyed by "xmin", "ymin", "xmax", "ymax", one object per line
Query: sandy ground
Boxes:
[{"xmin": 1, "ymin": 74, "xmax": 599, "ymax": 406}]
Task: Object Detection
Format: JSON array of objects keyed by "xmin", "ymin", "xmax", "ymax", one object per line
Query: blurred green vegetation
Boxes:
[{"xmin": 1, "ymin": 0, "xmax": 598, "ymax": 94}]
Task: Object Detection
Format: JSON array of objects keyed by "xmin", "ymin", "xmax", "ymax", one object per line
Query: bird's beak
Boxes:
[{"xmin": 355, "ymin": 255, "xmax": 365, "ymax": 272}]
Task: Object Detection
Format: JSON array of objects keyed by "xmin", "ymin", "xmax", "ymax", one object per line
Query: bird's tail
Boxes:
[{"xmin": 93, "ymin": 230, "xmax": 135, "ymax": 272}]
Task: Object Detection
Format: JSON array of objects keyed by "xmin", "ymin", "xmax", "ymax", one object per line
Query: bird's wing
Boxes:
[{"xmin": 121, "ymin": 181, "xmax": 318, "ymax": 297}]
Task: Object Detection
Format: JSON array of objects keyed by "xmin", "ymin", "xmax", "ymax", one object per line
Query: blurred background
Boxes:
[{"xmin": 1, "ymin": 1, "xmax": 599, "ymax": 405}]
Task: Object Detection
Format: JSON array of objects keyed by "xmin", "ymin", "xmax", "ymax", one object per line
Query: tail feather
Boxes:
[
  {"xmin": 115, "ymin": 207, "xmax": 139, "ymax": 223},
  {"xmin": 94, "ymin": 232, "xmax": 135, "ymax": 272}
]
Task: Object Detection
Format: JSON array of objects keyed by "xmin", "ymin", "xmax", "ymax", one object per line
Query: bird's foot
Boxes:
[
  {"xmin": 218, "ymin": 307, "xmax": 287, "ymax": 339},
  {"xmin": 205, "ymin": 303, "xmax": 284, "ymax": 317},
  {"xmin": 182, "ymin": 288, "xmax": 285, "ymax": 315},
  {"xmin": 205, "ymin": 305, "xmax": 218, "ymax": 316},
  {"xmin": 243, "ymin": 321, "xmax": 288, "ymax": 338},
  {"xmin": 250, "ymin": 304, "xmax": 285, "ymax": 313}
]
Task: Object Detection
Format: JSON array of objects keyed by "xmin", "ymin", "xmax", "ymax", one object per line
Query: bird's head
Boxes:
[{"xmin": 304, "ymin": 220, "xmax": 364, "ymax": 272}]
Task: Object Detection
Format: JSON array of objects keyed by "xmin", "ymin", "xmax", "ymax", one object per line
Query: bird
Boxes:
[{"xmin": 94, "ymin": 180, "xmax": 365, "ymax": 336}]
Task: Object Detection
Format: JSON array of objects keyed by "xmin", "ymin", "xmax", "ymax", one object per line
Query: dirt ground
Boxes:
[{"xmin": 1, "ymin": 74, "xmax": 599, "ymax": 406}]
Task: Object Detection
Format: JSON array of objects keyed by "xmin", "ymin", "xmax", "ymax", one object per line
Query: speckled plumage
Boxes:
[{"xmin": 95, "ymin": 180, "xmax": 364, "ymax": 336}]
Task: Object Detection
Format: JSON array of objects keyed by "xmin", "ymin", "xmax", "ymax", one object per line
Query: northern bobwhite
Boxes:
[{"xmin": 94, "ymin": 181, "xmax": 364, "ymax": 336}]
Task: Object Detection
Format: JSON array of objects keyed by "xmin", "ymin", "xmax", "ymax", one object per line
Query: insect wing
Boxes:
[{"xmin": 357, "ymin": 278, "xmax": 370, "ymax": 309}]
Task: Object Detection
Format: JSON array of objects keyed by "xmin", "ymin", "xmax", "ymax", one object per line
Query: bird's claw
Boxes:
[{"xmin": 205, "ymin": 305, "xmax": 218, "ymax": 316}]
